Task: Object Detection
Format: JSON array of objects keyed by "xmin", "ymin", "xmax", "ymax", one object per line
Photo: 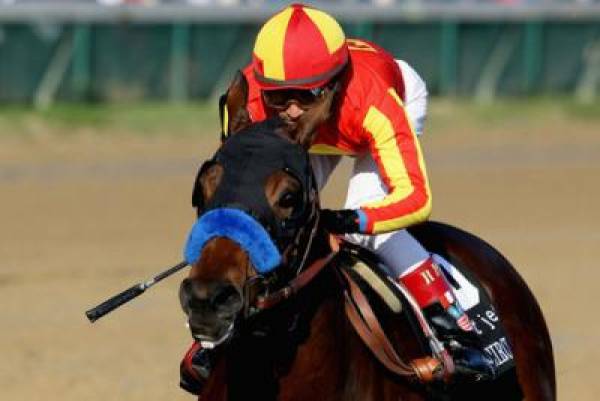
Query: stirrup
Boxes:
[
  {"xmin": 424, "ymin": 303, "xmax": 497, "ymax": 382},
  {"xmin": 447, "ymin": 341, "xmax": 497, "ymax": 382}
]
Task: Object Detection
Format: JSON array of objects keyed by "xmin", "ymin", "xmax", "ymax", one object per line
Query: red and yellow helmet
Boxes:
[{"xmin": 252, "ymin": 3, "xmax": 349, "ymax": 90}]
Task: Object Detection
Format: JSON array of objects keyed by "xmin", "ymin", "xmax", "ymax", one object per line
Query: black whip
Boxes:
[{"xmin": 85, "ymin": 260, "xmax": 188, "ymax": 323}]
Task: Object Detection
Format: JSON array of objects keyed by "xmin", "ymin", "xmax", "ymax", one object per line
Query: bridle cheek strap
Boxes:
[{"xmin": 255, "ymin": 235, "xmax": 339, "ymax": 310}]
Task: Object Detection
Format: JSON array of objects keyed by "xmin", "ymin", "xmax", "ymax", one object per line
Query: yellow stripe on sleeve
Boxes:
[
  {"xmin": 309, "ymin": 144, "xmax": 353, "ymax": 156},
  {"xmin": 362, "ymin": 90, "xmax": 433, "ymax": 233},
  {"xmin": 371, "ymin": 196, "xmax": 432, "ymax": 233},
  {"xmin": 387, "ymin": 87, "xmax": 404, "ymax": 106},
  {"xmin": 362, "ymin": 106, "xmax": 414, "ymax": 208},
  {"xmin": 386, "ymin": 87, "xmax": 431, "ymax": 210},
  {"xmin": 387, "ymin": 88, "xmax": 420, "ymax": 137}
]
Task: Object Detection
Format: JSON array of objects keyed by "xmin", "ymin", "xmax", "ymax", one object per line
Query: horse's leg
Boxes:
[{"xmin": 410, "ymin": 222, "xmax": 556, "ymax": 401}]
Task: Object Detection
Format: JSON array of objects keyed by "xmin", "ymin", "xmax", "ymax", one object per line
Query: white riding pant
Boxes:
[{"xmin": 311, "ymin": 60, "xmax": 430, "ymax": 278}]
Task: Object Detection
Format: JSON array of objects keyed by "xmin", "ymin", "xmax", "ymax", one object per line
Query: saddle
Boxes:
[
  {"xmin": 335, "ymin": 241, "xmax": 516, "ymax": 384},
  {"xmin": 334, "ymin": 243, "xmax": 450, "ymax": 382}
]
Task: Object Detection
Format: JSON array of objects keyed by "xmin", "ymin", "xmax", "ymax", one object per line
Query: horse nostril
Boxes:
[{"xmin": 211, "ymin": 284, "xmax": 243, "ymax": 316}]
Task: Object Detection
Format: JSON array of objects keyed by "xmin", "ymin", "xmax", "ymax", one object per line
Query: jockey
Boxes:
[{"xmin": 180, "ymin": 3, "xmax": 496, "ymax": 395}]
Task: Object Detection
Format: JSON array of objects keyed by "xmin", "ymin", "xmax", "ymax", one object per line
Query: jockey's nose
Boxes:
[{"xmin": 283, "ymin": 102, "xmax": 305, "ymax": 120}]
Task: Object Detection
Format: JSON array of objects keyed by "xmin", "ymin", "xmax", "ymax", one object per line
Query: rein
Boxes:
[
  {"xmin": 256, "ymin": 242, "xmax": 337, "ymax": 310},
  {"xmin": 253, "ymin": 212, "xmax": 337, "ymax": 311}
]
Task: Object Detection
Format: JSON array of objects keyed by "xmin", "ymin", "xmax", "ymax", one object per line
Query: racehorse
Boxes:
[{"xmin": 178, "ymin": 74, "xmax": 555, "ymax": 401}]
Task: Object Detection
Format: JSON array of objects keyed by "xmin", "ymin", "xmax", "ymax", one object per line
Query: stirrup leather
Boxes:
[{"xmin": 339, "ymin": 267, "xmax": 455, "ymax": 383}]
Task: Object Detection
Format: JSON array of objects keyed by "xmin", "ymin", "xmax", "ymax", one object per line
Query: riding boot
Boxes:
[
  {"xmin": 397, "ymin": 257, "xmax": 497, "ymax": 382},
  {"xmin": 180, "ymin": 341, "xmax": 215, "ymax": 395}
]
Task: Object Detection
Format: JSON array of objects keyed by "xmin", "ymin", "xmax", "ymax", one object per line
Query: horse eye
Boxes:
[{"xmin": 278, "ymin": 191, "xmax": 300, "ymax": 209}]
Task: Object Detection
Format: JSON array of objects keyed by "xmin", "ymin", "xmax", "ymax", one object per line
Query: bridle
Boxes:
[
  {"xmin": 238, "ymin": 169, "xmax": 333, "ymax": 318},
  {"xmin": 193, "ymin": 154, "xmax": 337, "ymax": 348}
]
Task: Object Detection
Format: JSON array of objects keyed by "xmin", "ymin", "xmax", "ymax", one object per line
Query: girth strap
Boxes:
[{"xmin": 340, "ymin": 268, "xmax": 445, "ymax": 383}]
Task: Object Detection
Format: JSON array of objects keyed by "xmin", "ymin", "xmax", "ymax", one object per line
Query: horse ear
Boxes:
[{"xmin": 221, "ymin": 71, "xmax": 252, "ymax": 137}]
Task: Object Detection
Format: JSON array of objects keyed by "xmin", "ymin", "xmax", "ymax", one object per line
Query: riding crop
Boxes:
[{"xmin": 85, "ymin": 261, "xmax": 188, "ymax": 323}]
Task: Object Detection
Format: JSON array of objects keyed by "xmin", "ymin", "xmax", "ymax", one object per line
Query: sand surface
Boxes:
[{"xmin": 1, "ymin": 104, "xmax": 598, "ymax": 400}]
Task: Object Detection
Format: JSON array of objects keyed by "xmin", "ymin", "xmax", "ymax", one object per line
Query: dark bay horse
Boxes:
[{"xmin": 178, "ymin": 75, "xmax": 555, "ymax": 401}]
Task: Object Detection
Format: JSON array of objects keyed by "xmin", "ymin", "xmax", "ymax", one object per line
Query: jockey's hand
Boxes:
[{"xmin": 321, "ymin": 209, "xmax": 361, "ymax": 234}]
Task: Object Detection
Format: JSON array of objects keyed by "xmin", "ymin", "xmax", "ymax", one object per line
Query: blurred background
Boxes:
[{"xmin": 0, "ymin": 1, "xmax": 599, "ymax": 401}]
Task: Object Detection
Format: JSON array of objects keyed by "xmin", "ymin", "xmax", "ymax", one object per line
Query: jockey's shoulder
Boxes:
[
  {"xmin": 347, "ymin": 39, "xmax": 402, "ymax": 79},
  {"xmin": 344, "ymin": 39, "xmax": 405, "ymax": 105}
]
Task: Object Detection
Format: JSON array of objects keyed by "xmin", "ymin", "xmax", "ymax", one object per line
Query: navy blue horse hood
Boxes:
[{"xmin": 185, "ymin": 119, "xmax": 317, "ymax": 274}]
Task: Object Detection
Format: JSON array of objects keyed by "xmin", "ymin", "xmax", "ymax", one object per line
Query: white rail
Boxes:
[{"xmin": 1, "ymin": 3, "xmax": 600, "ymax": 23}]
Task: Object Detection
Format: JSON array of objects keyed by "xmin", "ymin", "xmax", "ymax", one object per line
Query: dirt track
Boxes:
[{"xmin": 0, "ymin": 104, "xmax": 598, "ymax": 400}]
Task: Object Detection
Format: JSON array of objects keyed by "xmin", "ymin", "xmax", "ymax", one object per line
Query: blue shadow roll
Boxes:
[{"xmin": 184, "ymin": 208, "xmax": 281, "ymax": 274}]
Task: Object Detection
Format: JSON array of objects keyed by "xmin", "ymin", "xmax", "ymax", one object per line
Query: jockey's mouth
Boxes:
[{"xmin": 278, "ymin": 114, "xmax": 299, "ymax": 130}]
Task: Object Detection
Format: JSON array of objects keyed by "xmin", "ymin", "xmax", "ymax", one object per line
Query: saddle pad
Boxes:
[
  {"xmin": 351, "ymin": 261, "xmax": 402, "ymax": 313},
  {"xmin": 346, "ymin": 251, "xmax": 516, "ymax": 378},
  {"xmin": 432, "ymin": 254, "xmax": 516, "ymax": 376}
]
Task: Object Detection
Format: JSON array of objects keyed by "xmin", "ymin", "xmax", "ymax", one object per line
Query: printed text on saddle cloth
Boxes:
[{"xmin": 433, "ymin": 255, "xmax": 515, "ymax": 371}]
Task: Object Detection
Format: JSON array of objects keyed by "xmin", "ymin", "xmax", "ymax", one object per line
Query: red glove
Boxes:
[{"xmin": 180, "ymin": 342, "xmax": 210, "ymax": 395}]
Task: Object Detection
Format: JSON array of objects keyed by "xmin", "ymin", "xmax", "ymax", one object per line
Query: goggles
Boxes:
[{"xmin": 262, "ymin": 85, "xmax": 333, "ymax": 110}]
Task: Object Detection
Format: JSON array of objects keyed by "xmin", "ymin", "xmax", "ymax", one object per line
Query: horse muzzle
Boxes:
[{"xmin": 180, "ymin": 278, "xmax": 244, "ymax": 348}]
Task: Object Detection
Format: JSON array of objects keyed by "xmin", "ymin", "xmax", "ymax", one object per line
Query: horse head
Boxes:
[{"xmin": 180, "ymin": 88, "xmax": 322, "ymax": 346}]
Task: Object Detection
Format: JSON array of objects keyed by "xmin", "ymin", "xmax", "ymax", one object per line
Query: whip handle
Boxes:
[{"xmin": 85, "ymin": 284, "xmax": 145, "ymax": 323}]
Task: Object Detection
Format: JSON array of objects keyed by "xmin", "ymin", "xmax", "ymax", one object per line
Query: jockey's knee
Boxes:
[{"xmin": 346, "ymin": 228, "xmax": 430, "ymax": 278}]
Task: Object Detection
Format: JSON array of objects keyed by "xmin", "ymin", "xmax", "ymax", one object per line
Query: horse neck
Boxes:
[
  {"xmin": 276, "ymin": 263, "xmax": 414, "ymax": 401},
  {"xmin": 221, "ymin": 239, "xmax": 345, "ymax": 401},
  {"xmin": 221, "ymin": 233, "xmax": 418, "ymax": 401},
  {"xmin": 274, "ymin": 240, "xmax": 422, "ymax": 401},
  {"xmin": 277, "ymin": 275, "xmax": 348, "ymax": 401}
]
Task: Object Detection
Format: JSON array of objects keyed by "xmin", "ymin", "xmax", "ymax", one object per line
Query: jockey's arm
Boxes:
[{"xmin": 354, "ymin": 87, "xmax": 432, "ymax": 235}]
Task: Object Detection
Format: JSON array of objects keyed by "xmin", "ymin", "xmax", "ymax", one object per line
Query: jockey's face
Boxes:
[
  {"xmin": 262, "ymin": 81, "xmax": 338, "ymax": 130},
  {"xmin": 263, "ymin": 86, "xmax": 329, "ymax": 112}
]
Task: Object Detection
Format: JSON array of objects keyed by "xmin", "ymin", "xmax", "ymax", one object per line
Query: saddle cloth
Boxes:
[{"xmin": 344, "ymin": 252, "xmax": 516, "ymax": 378}]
